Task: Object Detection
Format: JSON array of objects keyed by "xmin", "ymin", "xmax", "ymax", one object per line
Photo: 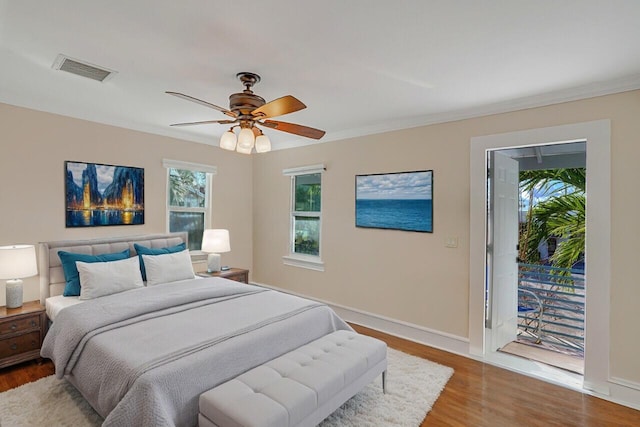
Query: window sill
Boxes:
[{"xmin": 282, "ymin": 255, "xmax": 325, "ymax": 272}]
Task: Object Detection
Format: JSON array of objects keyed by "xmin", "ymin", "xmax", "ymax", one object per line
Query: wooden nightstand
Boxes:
[
  {"xmin": 0, "ymin": 301, "xmax": 47, "ymax": 369},
  {"xmin": 197, "ymin": 268, "xmax": 249, "ymax": 284}
]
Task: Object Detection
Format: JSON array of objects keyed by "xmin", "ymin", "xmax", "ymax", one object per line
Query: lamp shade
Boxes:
[
  {"xmin": 236, "ymin": 144, "xmax": 252, "ymax": 154},
  {"xmin": 0, "ymin": 245, "xmax": 37, "ymax": 279},
  {"xmin": 220, "ymin": 130, "xmax": 237, "ymax": 151},
  {"xmin": 255, "ymin": 134, "xmax": 271, "ymax": 153},
  {"xmin": 201, "ymin": 229, "xmax": 230, "ymax": 253},
  {"xmin": 237, "ymin": 127, "xmax": 255, "ymax": 150}
]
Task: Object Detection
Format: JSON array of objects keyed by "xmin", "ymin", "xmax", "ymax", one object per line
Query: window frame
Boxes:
[
  {"xmin": 163, "ymin": 159, "xmax": 217, "ymax": 254},
  {"xmin": 282, "ymin": 164, "xmax": 325, "ymax": 271}
]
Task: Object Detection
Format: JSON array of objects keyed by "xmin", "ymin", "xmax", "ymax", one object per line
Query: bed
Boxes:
[{"xmin": 38, "ymin": 233, "xmax": 351, "ymax": 427}]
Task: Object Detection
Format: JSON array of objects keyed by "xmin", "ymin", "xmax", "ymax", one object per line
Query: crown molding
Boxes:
[
  {"xmin": 271, "ymin": 73, "xmax": 640, "ymax": 151},
  {"xmin": 5, "ymin": 74, "xmax": 639, "ymax": 153}
]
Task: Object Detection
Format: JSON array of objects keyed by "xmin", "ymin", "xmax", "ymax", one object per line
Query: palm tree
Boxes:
[
  {"xmin": 519, "ymin": 168, "xmax": 585, "ymax": 269},
  {"xmin": 169, "ymin": 169, "xmax": 206, "ymax": 207}
]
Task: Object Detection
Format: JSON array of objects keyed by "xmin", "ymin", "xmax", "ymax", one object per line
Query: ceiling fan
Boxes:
[{"xmin": 166, "ymin": 72, "xmax": 325, "ymax": 154}]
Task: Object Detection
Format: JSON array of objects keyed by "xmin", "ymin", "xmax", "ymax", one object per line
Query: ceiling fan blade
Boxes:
[
  {"xmin": 251, "ymin": 95, "xmax": 306, "ymax": 119},
  {"xmin": 261, "ymin": 120, "xmax": 326, "ymax": 140},
  {"xmin": 166, "ymin": 91, "xmax": 237, "ymax": 118},
  {"xmin": 170, "ymin": 119, "xmax": 237, "ymax": 127}
]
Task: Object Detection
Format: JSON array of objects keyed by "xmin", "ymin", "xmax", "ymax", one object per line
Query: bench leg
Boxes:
[{"xmin": 382, "ymin": 370, "xmax": 387, "ymax": 394}]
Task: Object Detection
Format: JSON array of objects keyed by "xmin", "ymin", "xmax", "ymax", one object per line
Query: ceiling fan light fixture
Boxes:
[
  {"xmin": 167, "ymin": 71, "xmax": 325, "ymax": 155},
  {"xmin": 255, "ymin": 134, "xmax": 271, "ymax": 153},
  {"xmin": 219, "ymin": 129, "xmax": 237, "ymax": 151},
  {"xmin": 237, "ymin": 127, "xmax": 255, "ymax": 150}
]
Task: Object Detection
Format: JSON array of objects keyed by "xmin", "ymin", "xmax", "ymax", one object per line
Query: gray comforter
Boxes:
[{"xmin": 41, "ymin": 278, "xmax": 351, "ymax": 427}]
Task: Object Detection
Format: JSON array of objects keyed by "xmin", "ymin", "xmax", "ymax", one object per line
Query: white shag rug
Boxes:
[{"xmin": 0, "ymin": 348, "xmax": 453, "ymax": 426}]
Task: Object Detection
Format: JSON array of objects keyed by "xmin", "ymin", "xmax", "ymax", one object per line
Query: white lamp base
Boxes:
[
  {"xmin": 6, "ymin": 279, "xmax": 23, "ymax": 309},
  {"xmin": 207, "ymin": 253, "xmax": 221, "ymax": 273}
]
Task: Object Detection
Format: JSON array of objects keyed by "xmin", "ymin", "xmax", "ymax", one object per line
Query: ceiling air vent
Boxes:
[{"xmin": 52, "ymin": 54, "xmax": 117, "ymax": 82}]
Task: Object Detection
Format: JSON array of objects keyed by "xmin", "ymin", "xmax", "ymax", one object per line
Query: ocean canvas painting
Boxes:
[
  {"xmin": 356, "ymin": 170, "xmax": 433, "ymax": 232},
  {"xmin": 65, "ymin": 161, "xmax": 144, "ymax": 227}
]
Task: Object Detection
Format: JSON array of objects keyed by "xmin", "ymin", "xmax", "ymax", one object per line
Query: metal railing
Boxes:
[{"xmin": 517, "ymin": 263, "xmax": 585, "ymax": 356}]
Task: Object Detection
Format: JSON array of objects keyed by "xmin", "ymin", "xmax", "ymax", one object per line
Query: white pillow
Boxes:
[
  {"xmin": 142, "ymin": 250, "xmax": 195, "ymax": 286},
  {"xmin": 76, "ymin": 256, "xmax": 144, "ymax": 300}
]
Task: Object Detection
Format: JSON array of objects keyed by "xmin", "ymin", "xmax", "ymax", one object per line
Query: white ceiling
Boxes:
[{"xmin": 2, "ymin": 1, "xmax": 640, "ymax": 151}]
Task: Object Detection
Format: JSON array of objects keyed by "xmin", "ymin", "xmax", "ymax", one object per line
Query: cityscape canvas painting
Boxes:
[
  {"xmin": 65, "ymin": 161, "xmax": 144, "ymax": 227},
  {"xmin": 356, "ymin": 170, "xmax": 433, "ymax": 232}
]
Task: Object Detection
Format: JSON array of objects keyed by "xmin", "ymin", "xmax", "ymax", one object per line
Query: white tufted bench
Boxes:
[{"xmin": 198, "ymin": 330, "xmax": 387, "ymax": 427}]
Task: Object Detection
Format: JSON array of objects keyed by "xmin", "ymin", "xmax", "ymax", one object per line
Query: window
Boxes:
[
  {"xmin": 294, "ymin": 173, "xmax": 321, "ymax": 255},
  {"xmin": 163, "ymin": 160, "xmax": 216, "ymax": 251},
  {"xmin": 283, "ymin": 164, "xmax": 325, "ymax": 271}
]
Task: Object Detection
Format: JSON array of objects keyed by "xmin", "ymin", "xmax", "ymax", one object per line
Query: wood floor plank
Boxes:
[{"xmin": 1, "ymin": 325, "xmax": 639, "ymax": 426}]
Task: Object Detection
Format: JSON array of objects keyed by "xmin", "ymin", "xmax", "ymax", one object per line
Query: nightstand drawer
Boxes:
[
  {"xmin": 0, "ymin": 302, "xmax": 46, "ymax": 369},
  {"xmin": 0, "ymin": 316, "xmax": 40, "ymax": 336},
  {"xmin": 197, "ymin": 268, "xmax": 249, "ymax": 284},
  {"xmin": 0, "ymin": 331, "xmax": 40, "ymax": 359}
]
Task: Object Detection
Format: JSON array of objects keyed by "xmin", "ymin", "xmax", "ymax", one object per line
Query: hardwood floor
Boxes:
[
  {"xmin": 351, "ymin": 324, "xmax": 639, "ymax": 427},
  {"xmin": 1, "ymin": 325, "xmax": 639, "ymax": 426},
  {"xmin": 0, "ymin": 358, "xmax": 53, "ymax": 392}
]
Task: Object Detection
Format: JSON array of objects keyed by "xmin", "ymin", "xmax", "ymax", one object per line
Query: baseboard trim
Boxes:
[
  {"xmin": 610, "ymin": 376, "xmax": 640, "ymax": 392},
  {"xmin": 604, "ymin": 381, "xmax": 640, "ymax": 411},
  {"xmin": 251, "ymin": 281, "xmax": 469, "ymax": 357}
]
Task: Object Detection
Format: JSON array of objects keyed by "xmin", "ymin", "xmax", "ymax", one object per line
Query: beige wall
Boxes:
[
  {"xmin": 0, "ymin": 103, "xmax": 253, "ymax": 305},
  {"xmin": 252, "ymin": 90, "xmax": 640, "ymax": 384}
]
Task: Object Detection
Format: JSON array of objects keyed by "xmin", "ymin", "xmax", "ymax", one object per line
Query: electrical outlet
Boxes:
[{"xmin": 445, "ymin": 237, "xmax": 458, "ymax": 248}]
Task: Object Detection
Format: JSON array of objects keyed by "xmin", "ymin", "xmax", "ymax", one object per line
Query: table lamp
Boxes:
[
  {"xmin": 201, "ymin": 229, "xmax": 230, "ymax": 273},
  {"xmin": 0, "ymin": 244, "xmax": 38, "ymax": 308}
]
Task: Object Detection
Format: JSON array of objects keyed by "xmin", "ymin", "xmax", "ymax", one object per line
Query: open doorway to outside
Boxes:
[
  {"xmin": 487, "ymin": 142, "xmax": 586, "ymax": 375},
  {"xmin": 469, "ymin": 120, "xmax": 611, "ymax": 396}
]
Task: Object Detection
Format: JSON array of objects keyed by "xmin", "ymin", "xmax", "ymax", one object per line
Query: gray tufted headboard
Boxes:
[{"xmin": 38, "ymin": 232, "xmax": 188, "ymax": 305}]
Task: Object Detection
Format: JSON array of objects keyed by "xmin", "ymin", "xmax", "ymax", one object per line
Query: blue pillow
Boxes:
[
  {"xmin": 58, "ymin": 249, "xmax": 131, "ymax": 296},
  {"xmin": 134, "ymin": 243, "xmax": 186, "ymax": 281}
]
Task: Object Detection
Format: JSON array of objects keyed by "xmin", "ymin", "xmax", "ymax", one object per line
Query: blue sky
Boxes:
[
  {"xmin": 67, "ymin": 162, "xmax": 115, "ymax": 194},
  {"xmin": 520, "ymin": 181, "xmax": 575, "ymax": 210},
  {"xmin": 357, "ymin": 171, "xmax": 432, "ymax": 200}
]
